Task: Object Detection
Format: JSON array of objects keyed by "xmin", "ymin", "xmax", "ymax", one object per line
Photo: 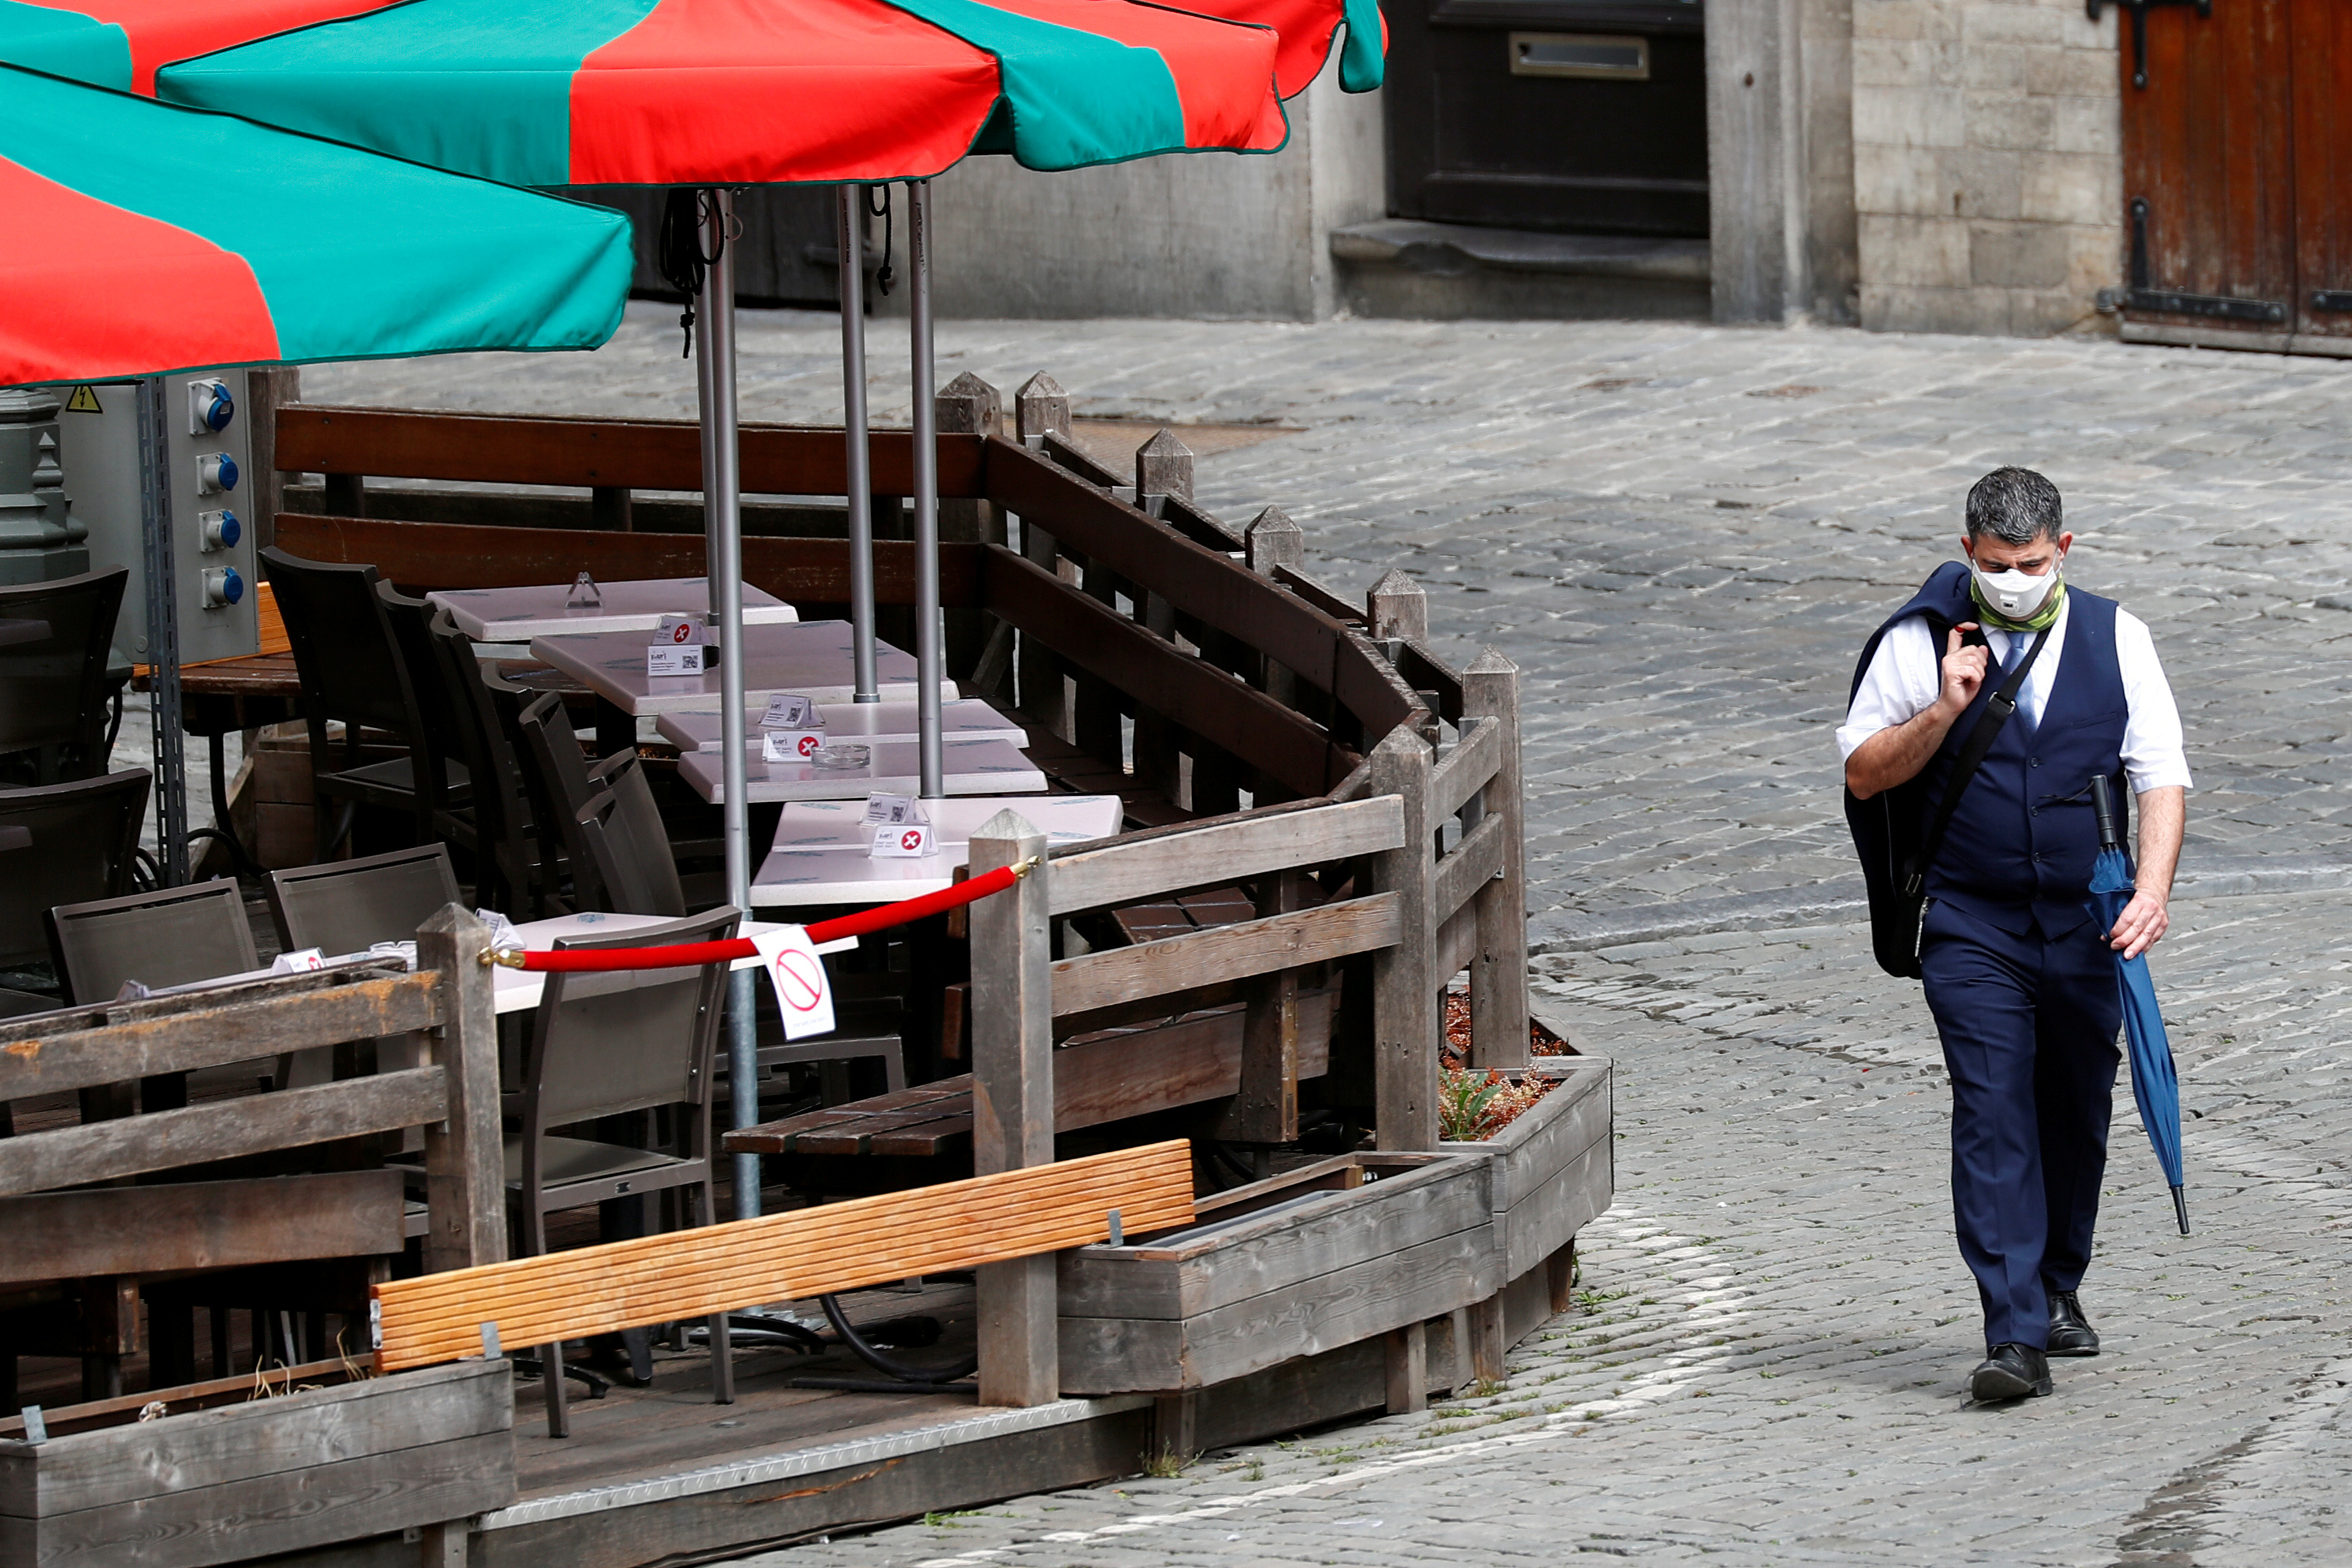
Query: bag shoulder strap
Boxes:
[{"xmin": 1903, "ymin": 623, "xmax": 2052, "ymax": 897}]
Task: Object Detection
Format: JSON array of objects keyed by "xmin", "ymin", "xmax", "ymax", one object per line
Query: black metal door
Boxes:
[
  {"xmin": 1385, "ymin": 0, "xmax": 1707, "ymax": 236},
  {"xmin": 575, "ymin": 185, "xmax": 848, "ymax": 309}
]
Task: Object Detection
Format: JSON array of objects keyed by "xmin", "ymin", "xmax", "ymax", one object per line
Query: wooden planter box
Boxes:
[
  {"xmin": 0, "ymin": 1360, "xmax": 513, "ymax": 1567},
  {"xmin": 1439, "ymin": 1053, "xmax": 1614, "ymax": 1285},
  {"xmin": 1056, "ymin": 1152, "xmax": 1500, "ymax": 1396}
]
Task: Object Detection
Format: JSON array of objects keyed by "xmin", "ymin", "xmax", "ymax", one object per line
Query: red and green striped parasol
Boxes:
[
  {"xmin": 152, "ymin": 0, "xmax": 1317, "ymax": 187},
  {"xmin": 1, "ymin": 62, "xmax": 634, "ymax": 389},
  {"xmin": 0, "ymin": 0, "xmax": 395, "ymax": 93}
]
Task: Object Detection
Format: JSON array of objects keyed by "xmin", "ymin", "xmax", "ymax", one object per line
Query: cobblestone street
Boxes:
[{"xmin": 313, "ymin": 311, "xmax": 2351, "ymax": 1565}]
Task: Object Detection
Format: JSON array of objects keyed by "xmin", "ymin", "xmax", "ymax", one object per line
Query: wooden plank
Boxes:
[
  {"xmin": 1230, "ymin": 869, "xmax": 1302, "ymax": 1145},
  {"xmin": 28, "ymin": 1429, "xmax": 511, "ymax": 1568},
  {"xmin": 277, "ymin": 405, "xmax": 986, "ymax": 498},
  {"xmin": 0, "ymin": 1172, "xmax": 403, "ymax": 1286},
  {"xmin": 1046, "ymin": 796, "xmax": 1402, "ymax": 916},
  {"xmin": 1057, "ymin": 1153, "xmax": 1490, "ymax": 1320},
  {"xmin": 1368, "ymin": 730, "xmax": 1438, "ymax": 1151},
  {"xmin": 0, "ymin": 1069, "xmax": 445, "ymax": 1195},
  {"xmin": 372, "ymin": 1142, "xmax": 1193, "ymax": 1372},
  {"xmin": 1462, "ymin": 651, "xmax": 1530, "ymax": 1070},
  {"xmin": 1052, "ymin": 895, "xmax": 1395, "ymax": 1018},
  {"xmin": 1271, "ymin": 563, "xmax": 1365, "ymax": 625},
  {"xmin": 1432, "ymin": 810, "xmax": 1508, "ymax": 922},
  {"xmin": 1058, "ymin": 1223, "xmax": 1497, "ymax": 1394},
  {"xmin": 1496, "ymin": 1136, "xmax": 1612, "ymax": 1281},
  {"xmin": 418, "ymin": 905, "xmax": 507, "ymax": 1276},
  {"xmin": 969, "ymin": 811, "xmax": 1059, "ymax": 1408},
  {"xmin": 982, "ymin": 545, "xmax": 1348, "ymax": 797},
  {"xmin": 987, "ymin": 438, "xmax": 1413, "ymax": 734},
  {"xmin": 0, "ymin": 1360, "xmax": 354, "ymax": 1442},
  {"xmin": 19, "ymin": 1361, "xmax": 508, "ymax": 1518},
  {"xmin": 1449, "ymin": 1061, "xmax": 1612, "ymax": 1212},
  {"xmin": 0, "ymin": 968, "xmax": 436, "ymax": 1101},
  {"xmin": 271, "ymin": 515, "xmax": 983, "ymax": 608},
  {"xmin": 1430, "ymin": 717, "xmax": 1502, "ymax": 821},
  {"xmin": 1436, "ymin": 900, "xmax": 1479, "ymax": 983}
]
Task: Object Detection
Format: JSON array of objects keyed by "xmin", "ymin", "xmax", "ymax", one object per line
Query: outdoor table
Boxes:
[
  {"xmin": 676, "ymin": 736, "xmax": 1044, "ymax": 803},
  {"xmin": 750, "ymin": 793, "xmax": 1124, "ymax": 910},
  {"xmin": 427, "ymin": 577, "xmax": 796, "ymax": 642},
  {"xmin": 654, "ymin": 697, "xmax": 1026, "ymax": 751},
  {"xmin": 529, "ymin": 620, "xmax": 952, "ymax": 756}
]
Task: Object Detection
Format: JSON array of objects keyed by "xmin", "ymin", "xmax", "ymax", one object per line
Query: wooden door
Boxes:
[
  {"xmin": 2119, "ymin": 0, "xmax": 2352, "ymax": 350},
  {"xmin": 1385, "ymin": 0, "xmax": 1708, "ymax": 236}
]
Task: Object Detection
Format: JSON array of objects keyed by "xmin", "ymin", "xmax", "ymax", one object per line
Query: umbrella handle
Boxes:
[
  {"xmin": 2172, "ymin": 1186, "xmax": 2190, "ymax": 1236},
  {"xmin": 2091, "ymin": 773, "xmax": 2122, "ymax": 850}
]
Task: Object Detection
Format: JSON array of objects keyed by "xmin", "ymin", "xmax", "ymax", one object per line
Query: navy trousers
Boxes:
[{"xmin": 1919, "ymin": 898, "xmax": 2123, "ymax": 1350}]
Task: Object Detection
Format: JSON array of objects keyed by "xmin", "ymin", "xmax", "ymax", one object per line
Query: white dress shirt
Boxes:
[{"xmin": 1836, "ymin": 591, "xmax": 2192, "ymax": 795}]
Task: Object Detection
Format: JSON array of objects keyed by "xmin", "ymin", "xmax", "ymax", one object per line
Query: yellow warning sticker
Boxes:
[{"xmin": 64, "ymin": 385, "xmax": 103, "ymax": 414}]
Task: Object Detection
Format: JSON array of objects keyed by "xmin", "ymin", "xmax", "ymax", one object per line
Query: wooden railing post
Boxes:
[
  {"xmin": 1133, "ymin": 430, "xmax": 1193, "ymax": 805},
  {"xmin": 416, "ymin": 905, "xmax": 505, "ymax": 1275},
  {"xmin": 1367, "ymin": 568, "xmax": 1429, "ymax": 646},
  {"xmin": 1461, "ymin": 649, "xmax": 1530, "ymax": 1069},
  {"xmin": 1244, "ymin": 505, "xmax": 1304, "ymax": 577},
  {"xmin": 1366, "ymin": 728, "xmax": 1437, "ymax": 1153},
  {"xmin": 937, "ymin": 372, "xmax": 1005, "ymax": 685},
  {"xmin": 1228, "ymin": 869, "xmax": 1302, "ymax": 1150},
  {"xmin": 1014, "ymin": 374, "xmax": 1072, "ymax": 738},
  {"xmin": 969, "ymin": 811, "xmax": 1058, "ymax": 1407}
]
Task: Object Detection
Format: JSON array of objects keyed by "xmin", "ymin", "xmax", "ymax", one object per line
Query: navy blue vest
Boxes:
[{"xmin": 1860, "ymin": 562, "xmax": 2128, "ymax": 938}]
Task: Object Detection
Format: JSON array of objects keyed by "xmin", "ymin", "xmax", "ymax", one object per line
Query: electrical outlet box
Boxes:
[{"xmin": 52, "ymin": 372, "xmax": 260, "ymax": 669}]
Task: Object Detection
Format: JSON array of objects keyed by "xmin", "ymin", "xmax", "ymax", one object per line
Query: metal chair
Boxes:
[
  {"xmin": 266, "ymin": 842, "xmax": 461, "ymax": 959},
  {"xmin": 0, "ymin": 567, "xmax": 127, "ymax": 786},
  {"xmin": 574, "ymin": 765, "xmax": 691, "ymax": 918},
  {"xmin": 0, "ymin": 770, "xmax": 149, "ymax": 975},
  {"xmin": 260, "ymin": 547, "xmax": 464, "ymax": 860},
  {"xmin": 513, "ymin": 692, "xmax": 636, "ymax": 912},
  {"xmin": 375, "ymin": 583, "xmax": 478, "ymax": 858},
  {"xmin": 422, "ymin": 609, "xmax": 556, "ymax": 917},
  {"xmin": 47, "ymin": 879, "xmax": 258, "ymax": 1005},
  {"xmin": 516, "ymin": 906, "xmax": 740, "ymax": 1436}
]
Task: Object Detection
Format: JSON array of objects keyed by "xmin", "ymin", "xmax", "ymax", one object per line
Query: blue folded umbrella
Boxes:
[{"xmin": 2088, "ymin": 776, "xmax": 2190, "ymax": 1236}]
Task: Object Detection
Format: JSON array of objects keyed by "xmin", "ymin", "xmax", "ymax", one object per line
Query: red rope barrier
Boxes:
[{"xmin": 499, "ymin": 860, "xmax": 1030, "ymax": 972}]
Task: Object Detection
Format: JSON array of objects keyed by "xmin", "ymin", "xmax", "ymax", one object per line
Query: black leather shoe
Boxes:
[
  {"xmin": 2046, "ymin": 1290, "xmax": 2100, "ymax": 1357},
  {"xmin": 1969, "ymin": 1343, "xmax": 2053, "ymax": 1402}
]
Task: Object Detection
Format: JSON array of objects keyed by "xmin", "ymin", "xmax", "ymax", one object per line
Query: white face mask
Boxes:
[{"xmin": 1971, "ymin": 555, "xmax": 2062, "ymax": 619}]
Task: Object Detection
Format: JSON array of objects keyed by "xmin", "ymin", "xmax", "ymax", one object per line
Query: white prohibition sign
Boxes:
[{"xmin": 752, "ymin": 926, "xmax": 837, "ymax": 1040}]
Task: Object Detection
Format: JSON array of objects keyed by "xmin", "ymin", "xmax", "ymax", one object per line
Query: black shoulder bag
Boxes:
[{"xmin": 1847, "ymin": 623, "xmax": 2051, "ymax": 979}]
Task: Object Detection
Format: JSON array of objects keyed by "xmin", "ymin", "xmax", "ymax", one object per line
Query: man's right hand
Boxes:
[{"xmin": 1937, "ymin": 624, "xmax": 1988, "ymax": 718}]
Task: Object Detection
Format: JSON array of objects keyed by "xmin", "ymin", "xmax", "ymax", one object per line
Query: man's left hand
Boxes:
[{"xmin": 2109, "ymin": 889, "xmax": 2169, "ymax": 960}]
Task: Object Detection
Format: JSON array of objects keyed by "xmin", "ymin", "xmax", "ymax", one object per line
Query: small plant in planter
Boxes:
[{"xmin": 1437, "ymin": 1067, "xmax": 1554, "ymax": 1142}]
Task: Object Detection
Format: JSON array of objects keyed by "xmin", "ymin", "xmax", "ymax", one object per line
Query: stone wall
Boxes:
[{"xmin": 1852, "ymin": 0, "xmax": 2121, "ymax": 336}]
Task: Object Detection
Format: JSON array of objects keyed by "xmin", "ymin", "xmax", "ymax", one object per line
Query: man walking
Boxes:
[{"xmin": 1839, "ymin": 467, "xmax": 2189, "ymax": 1402}]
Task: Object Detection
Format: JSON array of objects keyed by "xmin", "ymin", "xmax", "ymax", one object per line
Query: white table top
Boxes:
[
  {"xmin": 750, "ymin": 794, "xmax": 1124, "ymax": 909},
  {"xmin": 429, "ymin": 578, "xmax": 795, "ymax": 642},
  {"xmin": 678, "ymin": 737, "xmax": 1046, "ymax": 804},
  {"xmin": 489, "ymin": 911, "xmax": 852, "ymax": 1014},
  {"xmin": 655, "ymin": 699, "xmax": 1028, "ymax": 751},
  {"xmin": 530, "ymin": 620, "xmax": 950, "ymax": 716}
]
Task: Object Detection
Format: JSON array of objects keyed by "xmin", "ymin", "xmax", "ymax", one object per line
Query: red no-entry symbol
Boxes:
[
  {"xmin": 799, "ymin": 733, "xmax": 820, "ymax": 757},
  {"xmin": 771, "ymin": 946, "xmax": 826, "ymax": 1013},
  {"xmin": 900, "ymin": 829, "xmax": 923, "ymax": 852}
]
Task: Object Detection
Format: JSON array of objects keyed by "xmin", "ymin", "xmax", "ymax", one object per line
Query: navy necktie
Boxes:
[{"xmin": 2000, "ymin": 636, "xmax": 2037, "ymax": 739}]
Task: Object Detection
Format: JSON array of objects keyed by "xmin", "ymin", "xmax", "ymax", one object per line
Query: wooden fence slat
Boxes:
[
  {"xmin": 1432, "ymin": 811, "xmax": 1508, "ymax": 923},
  {"xmin": 371, "ymin": 1142, "xmax": 1194, "ymax": 1372},
  {"xmin": 1462, "ymin": 649, "xmax": 1531, "ymax": 1070},
  {"xmin": 277, "ymin": 406, "xmax": 986, "ymax": 498},
  {"xmin": 1368, "ymin": 730, "xmax": 1438, "ymax": 1152},
  {"xmin": 1230, "ymin": 870, "xmax": 1303, "ymax": 1145},
  {"xmin": 1050, "ymin": 895, "xmax": 1400, "ymax": 1020},
  {"xmin": 0, "ymin": 969, "xmax": 437, "ymax": 1101},
  {"xmin": 0, "ymin": 1173, "xmax": 403, "ymax": 1286},
  {"xmin": 1045, "ymin": 796, "xmax": 1404, "ymax": 916},
  {"xmin": 418, "ymin": 906, "xmax": 506, "ymax": 1276},
  {"xmin": 1430, "ymin": 718, "xmax": 1503, "ymax": 822},
  {"xmin": 0, "ymin": 1069, "xmax": 446, "ymax": 1196},
  {"xmin": 982, "ymin": 546, "xmax": 1348, "ymax": 797},
  {"xmin": 271, "ymin": 516, "xmax": 983, "ymax": 608},
  {"xmin": 985, "ymin": 438, "xmax": 1414, "ymax": 733}
]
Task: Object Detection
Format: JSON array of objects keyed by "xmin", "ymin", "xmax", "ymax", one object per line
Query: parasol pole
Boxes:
[
  {"xmin": 693, "ymin": 186, "xmax": 760, "ymax": 1223},
  {"xmin": 908, "ymin": 178, "xmax": 944, "ymax": 798},
  {"xmin": 837, "ymin": 185, "xmax": 880, "ymax": 704}
]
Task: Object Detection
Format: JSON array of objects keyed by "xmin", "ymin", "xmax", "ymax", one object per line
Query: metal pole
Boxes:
[
  {"xmin": 693, "ymin": 187, "xmax": 761, "ymax": 1219},
  {"xmin": 135, "ymin": 378, "xmax": 186, "ymax": 886},
  {"xmin": 838, "ymin": 185, "xmax": 880, "ymax": 704},
  {"xmin": 908, "ymin": 179, "xmax": 944, "ymax": 799}
]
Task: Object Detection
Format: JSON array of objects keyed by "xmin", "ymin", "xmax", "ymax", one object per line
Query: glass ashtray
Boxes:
[{"xmin": 809, "ymin": 742, "xmax": 871, "ymax": 770}]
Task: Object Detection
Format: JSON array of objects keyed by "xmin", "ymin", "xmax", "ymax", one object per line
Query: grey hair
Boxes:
[{"xmin": 1965, "ymin": 467, "xmax": 2063, "ymax": 544}]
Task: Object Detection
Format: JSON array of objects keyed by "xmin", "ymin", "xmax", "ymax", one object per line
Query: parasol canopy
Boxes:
[
  {"xmin": 153, "ymin": 0, "xmax": 1297, "ymax": 188},
  {"xmin": 0, "ymin": 0, "xmax": 394, "ymax": 92},
  {"xmin": 0, "ymin": 62, "xmax": 636, "ymax": 388},
  {"xmin": 2088, "ymin": 775, "xmax": 2191, "ymax": 1236}
]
